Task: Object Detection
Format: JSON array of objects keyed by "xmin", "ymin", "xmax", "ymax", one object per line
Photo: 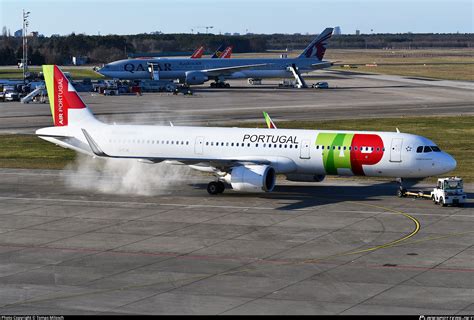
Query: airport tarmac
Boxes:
[
  {"xmin": 0, "ymin": 69, "xmax": 473, "ymax": 314},
  {"xmin": 0, "ymin": 168, "xmax": 472, "ymax": 315},
  {"xmin": 0, "ymin": 70, "xmax": 473, "ymax": 134}
]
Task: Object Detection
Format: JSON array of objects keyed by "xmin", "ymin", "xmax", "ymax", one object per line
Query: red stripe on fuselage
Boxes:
[{"xmin": 350, "ymin": 134, "xmax": 384, "ymax": 175}]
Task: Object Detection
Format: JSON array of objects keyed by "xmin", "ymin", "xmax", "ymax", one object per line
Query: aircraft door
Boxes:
[
  {"xmin": 389, "ymin": 138, "xmax": 403, "ymax": 162},
  {"xmin": 300, "ymin": 140, "xmax": 311, "ymax": 159},
  {"xmin": 195, "ymin": 136, "xmax": 204, "ymax": 154},
  {"xmin": 148, "ymin": 63, "xmax": 160, "ymax": 80}
]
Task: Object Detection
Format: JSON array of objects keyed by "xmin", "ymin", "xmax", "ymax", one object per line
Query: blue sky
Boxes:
[{"xmin": 1, "ymin": 0, "xmax": 472, "ymax": 36}]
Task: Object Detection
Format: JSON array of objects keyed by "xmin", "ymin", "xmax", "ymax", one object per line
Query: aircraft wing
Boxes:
[{"xmin": 203, "ymin": 63, "xmax": 268, "ymax": 76}]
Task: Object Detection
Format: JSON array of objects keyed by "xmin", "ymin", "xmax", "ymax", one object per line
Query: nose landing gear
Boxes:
[{"xmin": 396, "ymin": 178, "xmax": 407, "ymax": 197}]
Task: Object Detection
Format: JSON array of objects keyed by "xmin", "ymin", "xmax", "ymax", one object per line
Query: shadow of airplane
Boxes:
[{"xmin": 191, "ymin": 181, "xmax": 399, "ymax": 211}]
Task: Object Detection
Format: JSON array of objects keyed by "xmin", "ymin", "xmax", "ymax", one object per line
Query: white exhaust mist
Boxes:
[{"xmin": 61, "ymin": 154, "xmax": 194, "ymax": 196}]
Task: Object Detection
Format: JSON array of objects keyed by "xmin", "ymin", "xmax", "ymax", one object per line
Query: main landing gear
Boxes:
[
  {"xmin": 207, "ymin": 181, "xmax": 226, "ymax": 195},
  {"xmin": 210, "ymin": 81, "xmax": 230, "ymax": 88}
]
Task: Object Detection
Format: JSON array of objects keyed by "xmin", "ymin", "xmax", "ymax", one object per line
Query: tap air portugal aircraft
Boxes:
[{"xmin": 37, "ymin": 65, "xmax": 457, "ymax": 195}]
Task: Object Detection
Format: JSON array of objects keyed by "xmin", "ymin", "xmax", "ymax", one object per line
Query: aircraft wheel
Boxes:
[
  {"xmin": 225, "ymin": 83, "xmax": 230, "ymax": 88},
  {"xmin": 207, "ymin": 181, "xmax": 220, "ymax": 195},
  {"xmin": 210, "ymin": 83, "xmax": 216, "ymax": 88},
  {"xmin": 397, "ymin": 188, "xmax": 406, "ymax": 198},
  {"xmin": 216, "ymin": 181, "xmax": 225, "ymax": 194}
]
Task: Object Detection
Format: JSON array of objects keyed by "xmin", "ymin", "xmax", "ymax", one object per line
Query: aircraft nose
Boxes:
[{"xmin": 442, "ymin": 153, "xmax": 457, "ymax": 173}]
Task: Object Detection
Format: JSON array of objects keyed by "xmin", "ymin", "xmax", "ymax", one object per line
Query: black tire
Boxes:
[
  {"xmin": 210, "ymin": 83, "xmax": 216, "ymax": 88},
  {"xmin": 458, "ymin": 203, "xmax": 465, "ymax": 208},
  {"xmin": 397, "ymin": 188, "xmax": 406, "ymax": 198},
  {"xmin": 216, "ymin": 181, "xmax": 225, "ymax": 194},
  {"xmin": 225, "ymin": 83, "xmax": 230, "ymax": 88},
  {"xmin": 440, "ymin": 198, "xmax": 446, "ymax": 207},
  {"xmin": 207, "ymin": 181, "xmax": 220, "ymax": 195}
]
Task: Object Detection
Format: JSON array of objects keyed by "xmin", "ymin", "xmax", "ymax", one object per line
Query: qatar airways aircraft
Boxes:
[
  {"xmin": 97, "ymin": 28, "xmax": 335, "ymax": 87},
  {"xmin": 37, "ymin": 65, "xmax": 456, "ymax": 194}
]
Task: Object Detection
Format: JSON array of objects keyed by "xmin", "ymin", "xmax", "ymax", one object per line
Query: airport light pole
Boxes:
[{"xmin": 22, "ymin": 9, "xmax": 30, "ymax": 84}]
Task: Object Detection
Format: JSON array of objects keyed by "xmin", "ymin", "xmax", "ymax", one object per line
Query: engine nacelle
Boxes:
[
  {"xmin": 185, "ymin": 71, "xmax": 208, "ymax": 85},
  {"xmin": 226, "ymin": 165, "xmax": 276, "ymax": 193},
  {"xmin": 285, "ymin": 174, "xmax": 326, "ymax": 182}
]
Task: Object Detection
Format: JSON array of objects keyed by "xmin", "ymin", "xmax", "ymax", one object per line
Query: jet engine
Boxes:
[
  {"xmin": 225, "ymin": 165, "xmax": 276, "ymax": 192},
  {"xmin": 285, "ymin": 174, "xmax": 326, "ymax": 182},
  {"xmin": 185, "ymin": 71, "xmax": 208, "ymax": 85}
]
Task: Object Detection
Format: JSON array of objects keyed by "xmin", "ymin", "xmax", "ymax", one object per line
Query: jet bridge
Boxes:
[{"xmin": 287, "ymin": 64, "xmax": 308, "ymax": 88}]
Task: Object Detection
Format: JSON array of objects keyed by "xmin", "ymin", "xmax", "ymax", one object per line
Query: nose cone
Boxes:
[{"xmin": 442, "ymin": 153, "xmax": 457, "ymax": 173}]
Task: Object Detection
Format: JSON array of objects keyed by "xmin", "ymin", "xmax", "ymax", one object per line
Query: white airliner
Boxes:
[{"xmin": 37, "ymin": 65, "xmax": 456, "ymax": 194}]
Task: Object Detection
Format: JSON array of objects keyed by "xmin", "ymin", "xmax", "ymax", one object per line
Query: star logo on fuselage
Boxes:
[{"xmin": 406, "ymin": 146, "xmax": 412, "ymax": 152}]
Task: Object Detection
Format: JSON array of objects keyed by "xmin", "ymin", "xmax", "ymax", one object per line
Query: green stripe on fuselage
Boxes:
[{"xmin": 316, "ymin": 133, "xmax": 354, "ymax": 175}]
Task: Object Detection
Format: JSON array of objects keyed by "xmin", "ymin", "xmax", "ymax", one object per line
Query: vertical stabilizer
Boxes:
[
  {"xmin": 298, "ymin": 27, "xmax": 334, "ymax": 60},
  {"xmin": 42, "ymin": 65, "xmax": 98, "ymax": 127}
]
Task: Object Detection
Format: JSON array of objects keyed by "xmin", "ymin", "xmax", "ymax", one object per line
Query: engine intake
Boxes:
[
  {"xmin": 185, "ymin": 71, "xmax": 208, "ymax": 85},
  {"xmin": 226, "ymin": 165, "xmax": 276, "ymax": 192}
]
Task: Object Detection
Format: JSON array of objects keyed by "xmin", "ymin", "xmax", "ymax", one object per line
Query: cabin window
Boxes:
[{"xmin": 338, "ymin": 146, "xmax": 341, "ymax": 150}]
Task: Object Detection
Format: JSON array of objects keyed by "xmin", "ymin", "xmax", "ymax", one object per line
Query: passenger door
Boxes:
[
  {"xmin": 195, "ymin": 136, "xmax": 204, "ymax": 155},
  {"xmin": 300, "ymin": 140, "xmax": 311, "ymax": 159},
  {"xmin": 390, "ymin": 138, "xmax": 402, "ymax": 162}
]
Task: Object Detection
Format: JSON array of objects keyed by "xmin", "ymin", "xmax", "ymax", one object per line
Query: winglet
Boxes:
[
  {"xmin": 263, "ymin": 111, "xmax": 277, "ymax": 129},
  {"xmin": 81, "ymin": 128, "xmax": 107, "ymax": 156}
]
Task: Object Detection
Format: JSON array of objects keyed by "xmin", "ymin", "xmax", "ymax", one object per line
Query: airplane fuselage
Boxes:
[
  {"xmin": 98, "ymin": 57, "xmax": 331, "ymax": 81},
  {"xmin": 39, "ymin": 120, "xmax": 456, "ymax": 179}
]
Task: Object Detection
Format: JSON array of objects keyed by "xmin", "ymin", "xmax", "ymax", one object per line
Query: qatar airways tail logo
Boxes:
[{"xmin": 57, "ymin": 77, "xmax": 65, "ymax": 126}]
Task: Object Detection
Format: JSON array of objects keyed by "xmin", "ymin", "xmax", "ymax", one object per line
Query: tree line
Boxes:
[{"xmin": 0, "ymin": 30, "xmax": 472, "ymax": 65}]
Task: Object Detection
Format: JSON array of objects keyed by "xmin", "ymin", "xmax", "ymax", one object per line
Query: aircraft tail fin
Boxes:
[
  {"xmin": 211, "ymin": 44, "xmax": 226, "ymax": 58},
  {"xmin": 298, "ymin": 27, "xmax": 334, "ymax": 60},
  {"xmin": 221, "ymin": 46, "xmax": 233, "ymax": 58},
  {"xmin": 191, "ymin": 46, "xmax": 205, "ymax": 58},
  {"xmin": 42, "ymin": 65, "xmax": 99, "ymax": 127}
]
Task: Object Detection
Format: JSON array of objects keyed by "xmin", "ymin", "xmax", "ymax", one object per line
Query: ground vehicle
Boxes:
[
  {"xmin": 399, "ymin": 177, "xmax": 467, "ymax": 207},
  {"xmin": 312, "ymin": 81, "xmax": 329, "ymax": 89},
  {"xmin": 248, "ymin": 78, "xmax": 262, "ymax": 85},
  {"xmin": 3, "ymin": 86, "xmax": 20, "ymax": 101},
  {"xmin": 431, "ymin": 177, "xmax": 466, "ymax": 207}
]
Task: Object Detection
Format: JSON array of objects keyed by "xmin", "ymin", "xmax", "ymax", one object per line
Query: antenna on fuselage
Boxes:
[{"xmin": 396, "ymin": 127, "xmax": 400, "ymax": 133}]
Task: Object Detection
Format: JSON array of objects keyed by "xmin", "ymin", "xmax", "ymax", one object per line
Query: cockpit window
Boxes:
[
  {"xmin": 416, "ymin": 146, "xmax": 423, "ymax": 153},
  {"xmin": 431, "ymin": 146, "xmax": 441, "ymax": 152},
  {"xmin": 423, "ymin": 146, "xmax": 432, "ymax": 153}
]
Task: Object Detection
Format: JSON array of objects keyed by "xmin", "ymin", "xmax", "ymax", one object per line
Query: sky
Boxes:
[{"xmin": 1, "ymin": 0, "xmax": 472, "ymax": 36}]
